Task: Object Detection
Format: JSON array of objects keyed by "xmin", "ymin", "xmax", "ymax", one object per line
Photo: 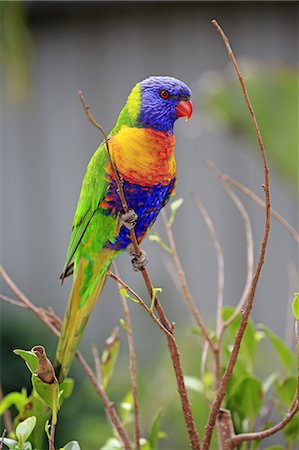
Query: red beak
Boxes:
[{"xmin": 176, "ymin": 99, "xmax": 193, "ymax": 121}]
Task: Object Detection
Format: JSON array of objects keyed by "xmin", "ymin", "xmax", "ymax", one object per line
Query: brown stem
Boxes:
[
  {"xmin": 0, "ymin": 266, "xmax": 133, "ymax": 450},
  {"xmin": 201, "ymin": 20, "xmax": 271, "ymax": 450},
  {"xmin": 79, "ymin": 92, "xmax": 200, "ymax": 449},
  {"xmin": 217, "ymin": 409, "xmax": 236, "ymax": 450},
  {"xmin": 112, "ymin": 262, "xmax": 141, "ymax": 450}
]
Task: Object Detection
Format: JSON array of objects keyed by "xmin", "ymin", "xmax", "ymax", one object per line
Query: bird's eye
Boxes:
[{"xmin": 159, "ymin": 89, "xmax": 170, "ymax": 99}]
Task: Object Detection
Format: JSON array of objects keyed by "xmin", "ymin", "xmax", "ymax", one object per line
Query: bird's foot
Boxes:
[
  {"xmin": 131, "ymin": 250, "xmax": 148, "ymax": 272},
  {"xmin": 120, "ymin": 209, "xmax": 138, "ymax": 230}
]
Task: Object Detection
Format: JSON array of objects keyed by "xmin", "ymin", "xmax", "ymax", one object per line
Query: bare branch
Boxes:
[
  {"xmin": 201, "ymin": 20, "xmax": 271, "ymax": 449},
  {"xmin": 205, "ymin": 161, "xmax": 254, "ymax": 331},
  {"xmin": 161, "ymin": 209, "xmax": 216, "ymax": 351},
  {"xmin": 112, "ymin": 262, "xmax": 140, "ymax": 450},
  {"xmin": 0, "ymin": 266, "xmax": 133, "ymax": 450},
  {"xmin": 222, "ymin": 174, "xmax": 299, "ymax": 245},
  {"xmin": 0, "ymin": 429, "xmax": 7, "ymax": 450},
  {"xmin": 231, "ymin": 401, "xmax": 299, "ymax": 445},
  {"xmin": 192, "ymin": 196, "xmax": 224, "ymax": 341}
]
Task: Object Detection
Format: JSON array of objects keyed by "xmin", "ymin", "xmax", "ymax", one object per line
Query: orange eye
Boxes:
[{"xmin": 160, "ymin": 89, "xmax": 170, "ymax": 99}]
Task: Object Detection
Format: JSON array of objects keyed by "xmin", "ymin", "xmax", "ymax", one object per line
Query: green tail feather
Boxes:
[{"xmin": 55, "ymin": 249, "xmax": 115, "ymax": 382}]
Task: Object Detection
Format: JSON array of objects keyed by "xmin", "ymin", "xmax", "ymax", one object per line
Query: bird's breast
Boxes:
[{"xmin": 108, "ymin": 126, "xmax": 176, "ymax": 186}]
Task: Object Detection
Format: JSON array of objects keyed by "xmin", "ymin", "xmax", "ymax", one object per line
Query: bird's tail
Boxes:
[{"xmin": 55, "ymin": 248, "xmax": 115, "ymax": 382}]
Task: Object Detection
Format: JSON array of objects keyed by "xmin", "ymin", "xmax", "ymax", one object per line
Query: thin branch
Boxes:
[
  {"xmin": 0, "ymin": 293, "xmax": 27, "ymax": 309},
  {"xmin": 205, "ymin": 161, "xmax": 254, "ymax": 331},
  {"xmin": 107, "ymin": 271, "xmax": 172, "ymax": 339},
  {"xmin": 0, "ymin": 429, "xmax": 6, "ymax": 450},
  {"xmin": 79, "ymin": 92, "xmax": 201, "ymax": 450},
  {"xmin": 112, "ymin": 262, "xmax": 141, "ymax": 450},
  {"xmin": 222, "ymin": 174, "xmax": 299, "ymax": 245},
  {"xmin": 91, "ymin": 344, "xmax": 102, "ymax": 384},
  {"xmin": 161, "ymin": 209, "xmax": 216, "ymax": 351},
  {"xmin": 190, "ymin": 198, "xmax": 224, "ymax": 387},
  {"xmin": 0, "ymin": 386, "xmax": 13, "ymax": 434},
  {"xmin": 231, "ymin": 401, "xmax": 299, "ymax": 445},
  {"xmin": 0, "ymin": 266, "xmax": 133, "ymax": 450},
  {"xmin": 191, "ymin": 197, "xmax": 225, "ymax": 341},
  {"xmin": 49, "ymin": 414, "xmax": 56, "ymax": 450},
  {"xmin": 201, "ymin": 20, "xmax": 271, "ymax": 449}
]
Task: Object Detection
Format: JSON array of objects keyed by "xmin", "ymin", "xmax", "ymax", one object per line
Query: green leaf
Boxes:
[
  {"xmin": 292, "ymin": 292, "xmax": 299, "ymax": 319},
  {"xmin": 16, "ymin": 416, "xmax": 36, "ymax": 447},
  {"xmin": 258, "ymin": 324, "xmax": 293, "ymax": 374},
  {"xmin": 222, "ymin": 307, "xmax": 257, "ymax": 370},
  {"xmin": 148, "ymin": 409, "xmax": 166, "ymax": 450},
  {"xmin": 119, "ymin": 289, "xmax": 139, "ymax": 304},
  {"xmin": 0, "ymin": 391, "xmax": 27, "ymax": 415},
  {"xmin": 31, "ymin": 374, "xmax": 59, "ymax": 422},
  {"xmin": 61, "ymin": 442, "xmax": 81, "ymax": 450},
  {"xmin": 150, "ymin": 287, "xmax": 162, "ymax": 311},
  {"xmin": 169, "ymin": 198, "xmax": 184, "ymax": 226},
  {"xmin": 274, "ymin": 377, "xmax": 297, "ymax": 407},
  {"xmin": 140, "ymin": 439, "xmax": 151, "ymax": 450},
  {"xmin": 0, "ymin": 438, "xmax": 18, "ymax": 449},
  {"xmin": 101, "ymin": 328, "xmax": 120, "ymax": 390},
  {"xmin": 120, "ymin": 391, "xmax": 133, "ymax": 425},
  {"xmin": 58, "ymin": 378, "xmax": 74, "ymax": 404},
  {"xmin": 226, "ymin": 376, "xmax": 263, "ymax": 420},
  {"xmin": 100, "ymin": 437, "xmax": 122, "ymax": 450},
  {"xmin": 148, "ymin": 232, "xmax": 172, "ymax": 253},
  {"xmin": 14, "ymin": 349, "xmax": 38, "ymax": 374}
]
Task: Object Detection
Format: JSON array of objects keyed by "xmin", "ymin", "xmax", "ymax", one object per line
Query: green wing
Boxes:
[{"xmin": 61, "ymin": 143, "xmax": 110, "ymax": 280}]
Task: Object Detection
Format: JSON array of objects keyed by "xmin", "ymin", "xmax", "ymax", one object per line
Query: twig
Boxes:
[
  {"xmin": 205, "ymin": 161, "xmax": 254, "ymax": 331},
  {"xmin": 201, "ymin": 20, "xmax": 271, "ymax": 450},
  {"xmin": 91, "ymin": 344, "xmax": 102, "ymax": 384},
  {"xmin": 49, "ymin": 414, "xmax": 56, "ymax": 450},
  {"xmin": 161, "ymin": 209, "xmax": 216, "ymax": 351},
  {"xmin": 79, "ymin": 91, "xmax": 200, "ymax": 449},
  {"xmin": 0, "ymin": 429, "xmax": 6, "ymax": 450},
  {"xmin": 189, "ymin": 197, "xmax": 225, "ymax": 386},
  {"xmin": 192, "ymin": 196, "xmax": 224, "ymax": 342},
  {"xmin": 222, "ymin": 174, "xmax": 299, "ymax": 245},
  {"xmin": 107, "ymin": 271, "xmax": 172, "ymax": 338},
  {"xmin": 0, "ymin": 386, "xmax": 13, "ymax": 434},
  {"xmin": 0, "ymin": 293, "xmax": 27, "ymax": 309},
  {"xmin": 231, "ymin": 401, "xmax": 299, "ymax": 445},
  {"xmin": 0, "ymin": 266, "xmax": 133, "ymax": 450},
  {"xmin": 112, "ymin": 262, "xmax": 141, "ymax": 450},
  {"xmin": 217, "ymin": 409, "xmax": 236, "ymax": 450}
]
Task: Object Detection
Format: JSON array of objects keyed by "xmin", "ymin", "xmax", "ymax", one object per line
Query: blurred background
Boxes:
[{"xmin": 1, "ymin": 1, "xmax": 298, "ymax": 449}]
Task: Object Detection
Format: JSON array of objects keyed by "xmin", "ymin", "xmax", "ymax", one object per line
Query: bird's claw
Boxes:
[
  {"xmin": 131, "ymin": 250, "xmax": 148, "ymax": 272},
  {"xmin": 120, "ymin": 209, "xmax": 138, "ymax": 230}
]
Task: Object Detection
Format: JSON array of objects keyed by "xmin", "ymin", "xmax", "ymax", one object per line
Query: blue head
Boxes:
[{"xmin": 138, "ymin": 76, "xmax": 192, "ymax": 133}]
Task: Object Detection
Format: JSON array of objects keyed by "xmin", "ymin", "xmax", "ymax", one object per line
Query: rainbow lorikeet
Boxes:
[{"xmin": 55, "ymin": 76, "xmax": 192, "ymax": 381}]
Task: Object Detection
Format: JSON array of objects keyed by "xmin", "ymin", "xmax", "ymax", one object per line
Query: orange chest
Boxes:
[{"xmin": 108, "ymin": 127, "xmax": 176, "ymax": 186}]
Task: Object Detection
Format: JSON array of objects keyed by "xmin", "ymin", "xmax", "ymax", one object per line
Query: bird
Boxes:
[{"xmin": 55, "ymin": 76, "xmax": 192, "ymax": 381}]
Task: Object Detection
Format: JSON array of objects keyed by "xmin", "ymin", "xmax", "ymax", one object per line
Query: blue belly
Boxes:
[{"xmin": 103, "ymin": 178, "xmax": 175, "ymax": 250}]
